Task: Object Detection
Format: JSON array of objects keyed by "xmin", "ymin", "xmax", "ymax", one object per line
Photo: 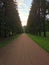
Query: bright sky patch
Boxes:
[{"xmin": 17, "ymin": 0, "xmax": 32, "ymax": 26}]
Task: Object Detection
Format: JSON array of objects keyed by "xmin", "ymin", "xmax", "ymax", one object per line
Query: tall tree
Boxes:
[
  {"xmin": 27, "ymin": 0, "xmax": 47, "ymax": 37},
  {"xmin": 0, "ymin": 0, "xmax": 22, "ymax": 38},
  {"xmin": 41, "ymin": 0, "xmax": 46, "ymax": 37}
]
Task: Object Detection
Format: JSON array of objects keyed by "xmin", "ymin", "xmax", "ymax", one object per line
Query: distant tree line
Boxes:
[
  {"xmin": 27, "ymin": 0, "xmax": 49, "ymax": 37},
  {"xmin": 0, "ymin": 0, "xmax": 22, "ymax": 38}
]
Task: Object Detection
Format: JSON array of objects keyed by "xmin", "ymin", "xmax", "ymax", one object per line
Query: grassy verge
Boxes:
[
  {"xmin": 28, "ymin": 34, "xmax": 49, "ymax": 52},
  {"xmin": 0, "ymin": 34, "xmax": 19, "ymax": 48}
]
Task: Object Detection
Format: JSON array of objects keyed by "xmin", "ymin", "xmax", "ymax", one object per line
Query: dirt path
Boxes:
[{"xmin": 0, "ymin": 34, "xmax": 49, "ymax": 65}]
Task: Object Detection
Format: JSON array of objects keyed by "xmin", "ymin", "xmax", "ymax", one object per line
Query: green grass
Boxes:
[
  {"xmin": 0, "ymin": 35, "xmax": 19, "ymax": 48},
  {"xmin": 28, "ymin": 34, "xmax": 49, "ymax": 52}
]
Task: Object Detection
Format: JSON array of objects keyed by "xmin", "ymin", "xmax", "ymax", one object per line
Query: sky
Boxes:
[{"xmin": 16, "ymin": 0, "xmax": 32, "ymax": 26}]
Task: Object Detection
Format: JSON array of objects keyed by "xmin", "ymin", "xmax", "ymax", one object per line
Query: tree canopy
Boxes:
[
  {"xmin": 27, "ymin": 0, "xmax": 49, "ymax": 37},
  {"xmin": 0, "ymin": 0, "xmax": 22, "ymax": 37}
]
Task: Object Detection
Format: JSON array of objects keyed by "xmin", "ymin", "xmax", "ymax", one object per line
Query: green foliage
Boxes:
[
  {"xmin": 28, "ymin": 34, "xmax": 49, "ymax": 52},
  {"xmin": 27, "ymin": 0, "xmax": 49, "ymax": 37},
  {"xmin": 0, "ymin": 0, "xmax": 22, "ymax": 38}
]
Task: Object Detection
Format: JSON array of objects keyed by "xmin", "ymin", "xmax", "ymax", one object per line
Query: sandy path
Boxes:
[{"xmin": 0, "ymin": 34, "xmax": 49, "ymax": 65}]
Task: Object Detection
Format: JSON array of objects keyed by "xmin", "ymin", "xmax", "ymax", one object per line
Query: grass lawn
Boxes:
[
  {"xmin": 28, "ymin": 34, "xmax": 49, "ymax": 52},
  {"xmin": 0, "ymin": 35, "xmax": 19, "ymax": 48}
]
